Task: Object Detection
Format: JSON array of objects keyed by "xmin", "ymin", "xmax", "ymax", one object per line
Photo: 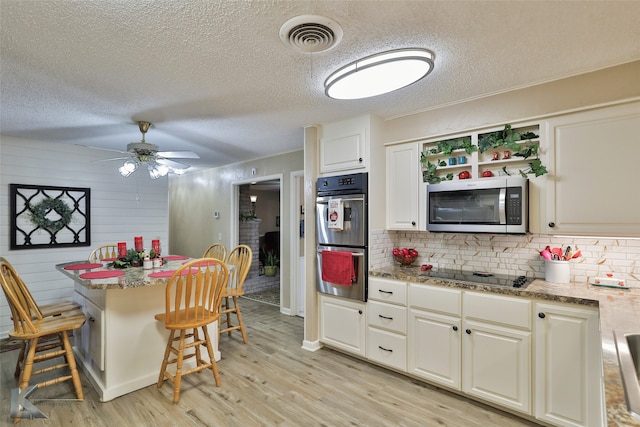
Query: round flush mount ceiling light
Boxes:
[{"xmin": 324, "ymin": 48, "xmax": 435, "ymax": 100}]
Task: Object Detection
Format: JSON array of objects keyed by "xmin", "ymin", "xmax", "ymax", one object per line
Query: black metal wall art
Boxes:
[{"xmin": 10, "ymin": 184, "xmax": 91, "ymax": 249}]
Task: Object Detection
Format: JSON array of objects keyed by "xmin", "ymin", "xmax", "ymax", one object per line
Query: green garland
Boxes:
[{"xmin": 29, "ymin": 197, "xmax": 72, "ymax": 233}]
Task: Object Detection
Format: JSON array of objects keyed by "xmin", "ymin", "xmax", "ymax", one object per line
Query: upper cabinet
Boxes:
[
  {"xmin": 543, "ymin": 101, "xmax": 640, "ymax": 237},
  {"xmin": 320, "ymin": 116, "xmax": 369, "ymax": 174},
  {"xmin": 386, "ymin": 142, "xmax": 422, "ymax": 230}
]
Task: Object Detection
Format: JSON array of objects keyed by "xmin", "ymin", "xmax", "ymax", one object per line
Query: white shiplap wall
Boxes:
[{"xmin": 0, "ymin": 136, "xmax": 169, "ymax": 337}]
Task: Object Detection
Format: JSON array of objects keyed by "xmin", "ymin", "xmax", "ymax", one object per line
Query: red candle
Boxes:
[
  {"xmin": 134, "ymin": 236, "xmax": 143, "ymax": 252},
  {"xmin": 118, "ymin": 242, "xmax": 127, "ymax": 258},
  {"xmin": 152, "ymin": 239, "xmax": 161, "ymax": 256}
]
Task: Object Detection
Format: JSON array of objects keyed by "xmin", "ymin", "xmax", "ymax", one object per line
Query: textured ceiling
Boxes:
[{"xmin": 2, "ymin": 1, "xmax": 639, "ymax": 172}]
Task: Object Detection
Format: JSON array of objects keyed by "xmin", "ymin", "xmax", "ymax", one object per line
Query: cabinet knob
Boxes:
[
  {"xmin": 538, "ymin": 312, "xmax": 546, "ymax": 319},
  {"xmin": 358, "ymin": 310, "xmax": 363, "ymax": 315},
  {"xmin": 89, "ymin": 317, "xmax": 95, "ymax": 322},
  {"xmin": 358, "ymin": 157, "xmax": 363, "ymax": 162},
  {"xmin": 452, "ymin": 326, "xmax": 458, "ymax": 331},
  {"xmin": 465, "ymin": 329, "xmax": 471, "ymax": 334},
  {"xmin": 548, "ymin": 222, "xmax": 555, "ymax": 228},
  {"xmin": 411, "ymin": 221, "xmax": 416, "ymax": 226}
]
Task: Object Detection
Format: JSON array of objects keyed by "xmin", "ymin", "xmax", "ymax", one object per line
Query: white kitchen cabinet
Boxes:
[
  {"xmin": 319, "ymin": 115, "xmax": 370, "ymax": 174},
  {"xmin": 408, "ymin": 283, "xmax": 462, "ymax": 389},
  {"xmin": 319, "ymin": 294, "xmax": 366, "ymax": 357},
  {"xmin": 386, "ymin": 142, "xmax": 421, "ymax": 230},
  {"xmin": 534, "ymin": 302, "xmax": 605, "ymax": 427},
  {"xmin": 367, "ymin": 278, "xmax": 407, "ymax": 370},
  {"xmin": 462, "ymin": 292, "xmax": 531, "ymax": 415},
  {"xmin": 543, "ymin": 101, "xmax": 640, "ymax": 236},
  {"xmin": 73, "ymin": 291, "xmax": 105, "ymax": 371}
]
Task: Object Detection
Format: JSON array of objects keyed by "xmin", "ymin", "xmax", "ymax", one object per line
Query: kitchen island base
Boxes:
[{"xmin": 72, "ymin": 280, "xmax": 220, "ymax": 402}]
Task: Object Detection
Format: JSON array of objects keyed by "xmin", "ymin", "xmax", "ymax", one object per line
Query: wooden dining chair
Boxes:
[
  {"xmin": 219, "ymin": 245, "xmax": 252, "ymax": 344},
  {"xmin": 154, "ymin": 258, "xmax": 229, "ymax": 404},
  {"xmin": 88, "ymin": 244, "xmax": 118, "ymax": 262},
  {"xmin": 0, "ymin": 258, "xmax": 86, "ymax": 421},
  {"xmin": 202, "ymin": 243, "xmax": 227, "ymax": 261}
]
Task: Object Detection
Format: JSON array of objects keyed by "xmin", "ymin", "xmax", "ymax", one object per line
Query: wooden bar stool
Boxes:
[
  {"xmin": 154, "ymin": 258, "xmax": 229, "ymax": 404},
  {"xmin": 0, "ymin": 258, "xmax": 86, "ymax": 423},
  {"xmin": 219, "ymin": 245, "xmax": 252, "ymax": 344}
]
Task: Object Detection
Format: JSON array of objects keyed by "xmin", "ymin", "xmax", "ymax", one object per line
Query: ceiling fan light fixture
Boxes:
[
  {"xmin": 119, "ymin": 160, "xmax": 138, "ymax": 177},
  {"xmin": 324, "ymin": 48, "xmax": 435, "ymax": 100}
]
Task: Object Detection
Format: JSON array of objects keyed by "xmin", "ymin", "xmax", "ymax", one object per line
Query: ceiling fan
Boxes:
[{"xmin": 99, "ymin": 121, "xmax": 200, "ymax": 179}]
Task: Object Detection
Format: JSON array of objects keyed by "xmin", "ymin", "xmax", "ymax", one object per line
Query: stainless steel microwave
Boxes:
[{"xmin": 426, "ymin": 177, "xmax": 528, "ymax": 234}]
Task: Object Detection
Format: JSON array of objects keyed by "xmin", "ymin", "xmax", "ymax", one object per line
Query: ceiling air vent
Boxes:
[{"xmin": 279, "ymin": 15, "xmax": 343, "ymax": 53}]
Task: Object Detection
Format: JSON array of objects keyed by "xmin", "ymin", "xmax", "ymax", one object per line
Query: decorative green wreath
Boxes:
[{"xmin": 29, "ymin": 197, "xmax": 73, "ymax": 233}]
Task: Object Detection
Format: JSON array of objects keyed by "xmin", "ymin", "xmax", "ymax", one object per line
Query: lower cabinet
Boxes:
[
  {"xmin": 319, "ymin": 294, "xmax": 366, "ymax": 357},
  {"xmin": 534, "ymin": 302, "xmax": 605, "ymax": 427},
  {"xmin": 408, "ymin": 283, "xmax": 462, "ymax": 390},
  {"xmin": 74, "ymin": 291, "xmax": 105, "ymax": 371},
  {"xmin": 462, "ymin": 319, "xmax": 531, "ymax": 414},
  {"xmin": 320, "ymin": 280, "xmax": 604, "ymax": 427},
  {"xmin": 462, "ymin": 291, "xmax": 532, "ymax": 415},
  {"xmin": 408, "ymin": 308, "xmax": 461, "ymax": 389}
]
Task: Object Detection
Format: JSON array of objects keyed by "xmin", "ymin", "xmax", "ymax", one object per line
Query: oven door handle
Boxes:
[{"xmin": 317, "ymin": 249, "xmax": 364, "ymax": 256}]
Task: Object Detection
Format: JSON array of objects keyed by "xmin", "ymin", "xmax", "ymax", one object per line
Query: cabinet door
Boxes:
[
  {"xmin": 320, "ymin": 130, "xmax": 366, "ymax": 173},
  {"xmin": 84, "ymin": 297, "xmax": 105, "ymax": 371},
  {"xmin": 543, "ymin": 102, "xmax": 640, "ymax": 236},
  {"xmin": 534, "ymin": 302, "xmax": 604, "ymax": 427},
  {"xmin": 462, "ymin": 320, "xmax": 531, "ymax": 414},
  {"xmin": 386, "ymin": 143, "xmax": 421, "ymax": 230},
  {"xmin": 408, "ymin": 308, "xmax": 461, "ymax": 390},
  {"xmin": 319, "ymin": 295, "xmax": 366, "ymax": 357}
]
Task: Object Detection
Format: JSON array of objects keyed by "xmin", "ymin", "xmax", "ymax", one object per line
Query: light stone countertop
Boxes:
[
  {"xmin": 55, "ymin": 258, "xmax": 194, "ymax": 290},
  {"xmin": 370, "ymin": 266, "xmax": 640, "ymax": 427}
]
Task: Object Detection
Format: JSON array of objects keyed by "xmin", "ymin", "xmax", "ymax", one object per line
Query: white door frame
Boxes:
[
  {"xmin": 230, "ymin": 174, "xmax": 284, "ymax": 309},
  {"xmin": 289, "ymin": 170, "xmax": 304, "ymax": 317}
]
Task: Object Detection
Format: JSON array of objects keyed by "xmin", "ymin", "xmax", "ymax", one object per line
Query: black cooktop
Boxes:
[{"xmin": 418, "ymin": 269, "xmax": 531, "ymax": 289}]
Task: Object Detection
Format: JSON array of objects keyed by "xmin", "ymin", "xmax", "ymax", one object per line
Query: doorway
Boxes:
[{"xmin": 232, "ymin": 176, "xmax": 282, "ymax": 309}]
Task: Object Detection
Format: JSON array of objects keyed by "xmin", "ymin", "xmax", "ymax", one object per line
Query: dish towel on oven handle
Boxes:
[
  {"xmin": 321, "ymin": 250, "xmax": 355, "ymax": 286},
  {"xmin": 327, "ymin": 198, "xmax": 343, "ymax": 231}
]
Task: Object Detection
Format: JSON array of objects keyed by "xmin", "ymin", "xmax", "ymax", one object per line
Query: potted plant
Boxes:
[{"xmin": 262, "ymin": 249, "xmax": 279, "ymax": 277}]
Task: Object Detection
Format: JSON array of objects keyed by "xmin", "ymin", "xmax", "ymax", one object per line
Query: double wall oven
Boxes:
[{"xmin": 316, "ymin": 173, "xmax": 368, "ymax": 302}]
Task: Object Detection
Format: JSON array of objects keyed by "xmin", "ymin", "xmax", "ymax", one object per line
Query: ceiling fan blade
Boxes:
[
  {"xmin": 157, "ymin": 158, "xmax": 191, "ymax": 169},
  {"xmin": 77, "ymin": 144, "xmax": 129, "ymax": 154},
  {"xmin": 156, "ymin": 150, "xmax": 200, "ymax": 159},
  {"xmin": 91, "ymin": 156, "xmax": 132, "ymax": 163}
]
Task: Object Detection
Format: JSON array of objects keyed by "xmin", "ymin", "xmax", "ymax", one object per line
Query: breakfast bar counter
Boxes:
[
  {"xmin": 56, "ymin": 257, "xmax": 221, "ymax": 402},
  {"xmin": 370, "ymin": 267, "xmax": 640, "ymax": 427}
]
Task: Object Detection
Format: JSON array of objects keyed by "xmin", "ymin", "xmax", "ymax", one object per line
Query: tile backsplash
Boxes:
[{"xmin": 370, "ymin": 229, "xmax": 640, "ymax": 287}]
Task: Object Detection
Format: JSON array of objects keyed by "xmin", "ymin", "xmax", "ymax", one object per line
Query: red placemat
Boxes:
[
  {"xmin": 148, "ymin": 270, "xmax": 189, "ymax": 278},
  {"xmin": 64, "ymin": 263, "xmax": 103, "ymax": 270},
  {"xmin": 79, "ymin": 271, "xmax": 125, "ymax": 279},
  {"xmin": 162, "ymin": 255, "xmax": 189, "ymax": 261}
]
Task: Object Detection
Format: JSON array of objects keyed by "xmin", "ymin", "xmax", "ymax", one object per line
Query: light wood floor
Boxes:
[{"xmin": 0, "ymin": 298, "xmax": 540, "ymax": 426}]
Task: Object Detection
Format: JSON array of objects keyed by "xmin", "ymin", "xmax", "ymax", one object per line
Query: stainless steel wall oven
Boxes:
[{"xmin": 316, "ymin": 173, "xmax": 368, "ymax": 302}]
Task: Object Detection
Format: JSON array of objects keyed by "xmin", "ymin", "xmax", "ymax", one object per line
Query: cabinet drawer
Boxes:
[
  {"xmin": 369, "ymin": 278, "xmax": 407, "ymax": 305},
  {"xmin": 367, "ymin": 301, "xmax": 407, "ymax": 334},
  {"xmin": 464, "ymin": 292, "xmax": 531, "ymax": 330},
  {"xmin": 367, "ymin": 327, "xmax": 407, "ymax": 371},
  {"xmin": 409, "ymin": 283, "xmax": 461, "ymax": 316}
]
